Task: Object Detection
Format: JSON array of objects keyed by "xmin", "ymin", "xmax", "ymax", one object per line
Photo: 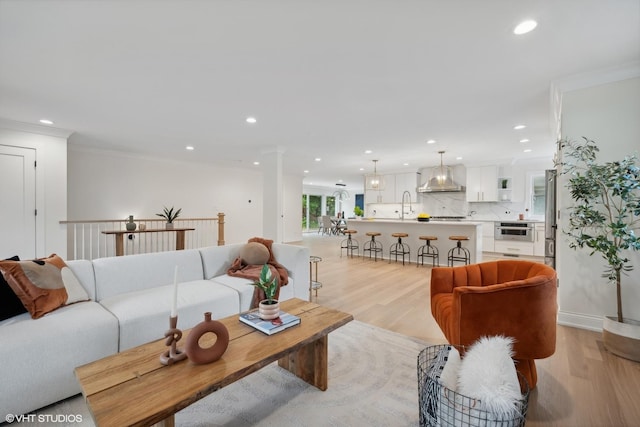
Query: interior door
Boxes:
[{"xmin": 0, "ymin": 145, "xmax": 36, "ymax": 259}]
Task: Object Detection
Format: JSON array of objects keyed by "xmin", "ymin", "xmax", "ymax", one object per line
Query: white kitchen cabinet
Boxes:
[
  {"xmin": 395, "ymin": 172, "xmax": 418, "ymax": 203},
  {"xmin": 466, "ymin": 166, "xmax": 498, "ymax": 202},
  {"xmin": 494, "ymin": 240, "xmax": 534, "ymax": 256},
  {"xmin": 481, "ymin": 221, "xmax": 495, "ymax": 252},
  {"xmin": 533, "ymin": 223, "xmax": 545, "ymax": 256},
  {"xmin": 364, "ymin": 174, "xmax": 395, "ymax": 204}
]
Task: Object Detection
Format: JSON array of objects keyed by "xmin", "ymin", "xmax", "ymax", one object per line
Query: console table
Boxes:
[{"xmin": 102, "ymin": 228, "xmax": 195, "ymax": 256}]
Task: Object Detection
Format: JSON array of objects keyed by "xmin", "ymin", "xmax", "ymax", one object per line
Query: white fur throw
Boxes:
[
  {"xmin": 439, "ymin": 345, "xmax": 461, "ymax": 391},
  {"xmin": 457, "ymin": 336, "xmax": 522, "ymax": 418}
]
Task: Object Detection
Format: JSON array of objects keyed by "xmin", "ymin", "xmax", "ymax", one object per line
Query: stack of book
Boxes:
[{"xmin": 239, "ymin": 309, "xmax": 301, "ymax": 335}]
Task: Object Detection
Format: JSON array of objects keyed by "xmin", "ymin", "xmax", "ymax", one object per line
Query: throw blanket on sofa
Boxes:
[{"xmin": 227, "ymin": 237, "xmax": 289, "ymax": 308}]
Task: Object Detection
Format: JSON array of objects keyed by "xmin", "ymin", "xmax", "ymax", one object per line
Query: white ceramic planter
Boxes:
[
  {"xmin": 603, "ymin": 316, "xmax": 640, "ymax": 362},
  {"xmin": 258, "ymin": 300, "xmax": 280, "ymax": 320}
]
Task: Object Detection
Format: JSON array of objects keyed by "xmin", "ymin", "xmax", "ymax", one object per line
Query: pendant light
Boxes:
[
  {"xmin": 366, "ymin": 160, "xmax": 385, "ymax": 190},
  {"xmin": 417, "ymin": 151, "xmax": 465, "ymax": 193}
]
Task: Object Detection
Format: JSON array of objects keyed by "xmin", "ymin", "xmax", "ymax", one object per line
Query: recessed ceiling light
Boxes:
[
  {"xmin": 253, "ymin": 161, "xmax": 260, "ymax": 165},
  {"xmin": 403, "ymin": 163, "xmax": 409, "ymax": 166},
  {"xmin": 359, "ymin": 167, "xmax": 365, "ymax": 171},
  {"xmin": 513, "ymin": 124, "xmax": 526, "ymax": 130},
  {"xmin": 456, "ymin": 156, "xmax": 463, "ymax": 160},
  {"xmin": 519, "ymin": 139, "xmax": 530, "ymax": 143},
  {"xmin": 514, "ymin": 20, "xmax": 538, "ymax": 35},
  {"xmin": 246, "ymin": 117, "xmax": 257, "ymax": 124},
  {"xmin": 303, "ymin": 170, "xmax": 309, "ymax": 174},
  {"xmin": 185, "ymin": 146, "xmax": 194, "ymax": 151},
  {"xmin": 427, "ymin": 139, "xmax": 436, "ymax": 144},
  {"xmin": 364, "ymin": 150, "xmax": 372, "ymax": 154},
  {"xmin": 523, "ymin": 149, "xmax": 532, "ymax": 153},
  {"xmin": 315, "ymin": 158, "xmax": 321, "ymax": 162},
  {"xmin": 39, "ymin": 119, "xmax": 53, "ymax": 125}
]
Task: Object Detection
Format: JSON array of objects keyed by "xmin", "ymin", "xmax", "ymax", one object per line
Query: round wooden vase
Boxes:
[
  {"xmin": 258, "ymin": 300, "xmax": 280, "ymax": 320},
  {"xmin": 184, "ymin": 312, "xmax": 229, "ymax": 364}
]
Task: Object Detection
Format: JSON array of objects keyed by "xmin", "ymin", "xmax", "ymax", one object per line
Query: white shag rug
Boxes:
[{"xmin": 24, "ymin": 321, "xmax": 429, "ymax": 427}]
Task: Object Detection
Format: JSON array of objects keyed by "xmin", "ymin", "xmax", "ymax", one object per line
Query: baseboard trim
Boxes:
[{"xmin": 558, "ymin": 311, "xmax": 603, "ymax": 332}]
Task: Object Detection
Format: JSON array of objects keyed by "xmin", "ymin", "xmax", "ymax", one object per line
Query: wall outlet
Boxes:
[{"xmin": 505, "ymin": 210, "xmax": 511, "ymax": 214}]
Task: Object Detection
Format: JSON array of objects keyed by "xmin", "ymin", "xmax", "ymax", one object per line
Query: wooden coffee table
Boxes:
[{"xmin": 75, "ymin": 298, "xmax": 353, "ymax": 427}]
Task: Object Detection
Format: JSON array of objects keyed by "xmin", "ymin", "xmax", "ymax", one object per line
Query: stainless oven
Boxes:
[{"xmin": 494, "ymin": 222, "xmax": 535, "ymax": 242}]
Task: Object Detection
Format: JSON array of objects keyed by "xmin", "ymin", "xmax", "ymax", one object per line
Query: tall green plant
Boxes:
[{"xmin": 557, "ymin": 137, "xmax": 640, "ymax": 323}]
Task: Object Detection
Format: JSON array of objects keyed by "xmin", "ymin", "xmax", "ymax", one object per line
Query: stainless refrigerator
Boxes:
[{"xmin": 544, "ymin": 169, "xmax": 557, "ymax": 268}]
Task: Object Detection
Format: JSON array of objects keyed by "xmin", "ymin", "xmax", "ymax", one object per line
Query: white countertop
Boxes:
[{"xmin": 357, "ymin": 218, "xmax": 483, "ymax": 226}]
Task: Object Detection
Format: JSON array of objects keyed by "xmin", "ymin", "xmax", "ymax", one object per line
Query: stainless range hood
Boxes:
[{"xmin": 417, "ymin": 151, "xmax": 466, "ymax": 193}]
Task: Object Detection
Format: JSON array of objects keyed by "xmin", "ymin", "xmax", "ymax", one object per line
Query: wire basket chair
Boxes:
[{"xmin": 418, "ymin": 345, "xmax": 530, "ymax": 427}]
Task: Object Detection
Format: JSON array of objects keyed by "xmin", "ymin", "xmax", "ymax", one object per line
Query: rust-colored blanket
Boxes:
[{"xmin": 227, "ymin": 237, "xmax": 289, "ymax": 308}]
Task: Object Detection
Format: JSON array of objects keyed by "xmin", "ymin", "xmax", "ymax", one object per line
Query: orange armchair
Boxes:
[{"xmin": 430, "ymin": 260, "xmax": 557, "ymax": 389}]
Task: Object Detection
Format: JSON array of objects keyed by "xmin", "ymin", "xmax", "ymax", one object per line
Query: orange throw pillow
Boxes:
[{"xmin": 0, "ymin": 254, "xmax": 89, "ymax": 319}]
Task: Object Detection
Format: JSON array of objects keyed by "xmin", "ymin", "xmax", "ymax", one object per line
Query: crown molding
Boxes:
[{"xmin": 0, "ymin": 117, "xmax": 74, "ymax": 138}]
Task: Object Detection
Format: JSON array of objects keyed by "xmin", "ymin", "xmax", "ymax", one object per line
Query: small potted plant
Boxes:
[
  {"xmin": 353, "ymin": 206, "xmax": 364, "ymax": 219},
  {"xmin": 251, "ymin": 264, "xmax": 280, "ymax": 320},
  {"xmin": 558, "ymin": 137, "xmax": 640, "ymax": 361},
  {"xmin": 156, "ymin": 206, "xmax": 182, "ymax": 229}
]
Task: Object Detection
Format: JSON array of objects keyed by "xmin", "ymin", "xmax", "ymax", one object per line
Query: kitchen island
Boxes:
[{"xmin": 346, "ymin": 219, "xmax": 483, "ymax": 264}]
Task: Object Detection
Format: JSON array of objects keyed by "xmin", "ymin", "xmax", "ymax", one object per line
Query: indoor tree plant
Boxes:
[
  {"xmin": 251, "ymin": 264, "xmax": 280, "ymax": 320},
  {"xmin": 558, "ymin": 137, "xmax": 640, "ymax": 360},
  {"xmin": 156, "ymin": 206, "xmax": 182, "ymax": 229}
]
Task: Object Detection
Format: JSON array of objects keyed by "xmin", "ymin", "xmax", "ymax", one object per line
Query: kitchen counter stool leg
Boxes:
[
  {"xmin": 417, "ymin": 236, "xmax": 439, "ymax": 267},
  {"xmin": 340, "ymin": 230, "xmax": 359, "ymax": 258},
  {"xmin": 447, "ymin": 235, "xmax": 470, "ymax": 266},
  {"xmin": 389, "ymin": 232, "xmax": 410, "ymax": 265},
  {"xmin": 363, "ymin": 231, "xmax": 383, "ymax": 261}
]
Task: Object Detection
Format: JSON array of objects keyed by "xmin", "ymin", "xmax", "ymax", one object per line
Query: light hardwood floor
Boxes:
[{"xmin": 295, "ymin": 233, "xmax": 640, "ymax": 427}]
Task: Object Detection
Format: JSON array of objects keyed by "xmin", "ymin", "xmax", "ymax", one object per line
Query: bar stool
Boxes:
[
  {"xmin": 340, "ymin": 230, "xmax": 359, "ymax": 258},
  {"xmin": 389, "ymin": 232, "xmax": 410, "ymax": 265},
  {"xmin": 447, "ymin": 235, "xmax": 471, "ymax": 266},
  {"xmin": 309, "ymin": 255, "xmax": 322, "ymax": 300},
  {"xmin": 362, "ymin": 231, "xmax": 383, "ymax": 261},
  {"xmin": 416, "ymin": 236, "xmax": 439, "ymax": 267}
]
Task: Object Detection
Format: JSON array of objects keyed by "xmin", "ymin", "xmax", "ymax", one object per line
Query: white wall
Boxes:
[
  {"xmin": 0, "ymin": 122, "xmax": 69, "ymax": 257},
  {"xmin": 283, "ymin": 176, "xmax": 303, "ymax": 243},
  {"xmin": 68, "ymin": 147, "xmax": 301, "ymax": 245},
  {"xmin": 558, "ymin": 75, "xmax": 640, "ymax": 330}
]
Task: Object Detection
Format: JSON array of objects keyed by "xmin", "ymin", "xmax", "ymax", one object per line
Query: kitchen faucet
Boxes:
[{"xmin": 401, "ymin": 191, "xmax": 412, "ymax": 221}]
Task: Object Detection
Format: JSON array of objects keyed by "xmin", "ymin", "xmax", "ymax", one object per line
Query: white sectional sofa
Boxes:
[{"xmin": 0, "ymin": 242, "xmax": 309, "ymax": 417}]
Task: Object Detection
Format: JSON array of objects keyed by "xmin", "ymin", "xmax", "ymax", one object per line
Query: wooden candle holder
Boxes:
[{"xmin": 160, "ymin": 315, "xmax": 188, "ymax": 365}]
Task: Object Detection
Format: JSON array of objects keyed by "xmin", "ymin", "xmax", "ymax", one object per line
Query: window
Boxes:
[
  {"xmin": 326, "ymin": 196, "xmax": 336, "ymax": 216},
  {"xmin": 302, "ymin": 194, "xmax": 322, "ymax": 231}
]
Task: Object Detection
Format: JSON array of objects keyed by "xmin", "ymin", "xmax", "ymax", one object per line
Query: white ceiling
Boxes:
[{"xmin": 1, "ymin": 0, "xmax": 639, "ymax": 191}]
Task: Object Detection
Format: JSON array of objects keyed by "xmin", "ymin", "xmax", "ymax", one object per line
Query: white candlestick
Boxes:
[{"xmin": 171, "ymin": 266, "xmax": 178, "ymax": 317}]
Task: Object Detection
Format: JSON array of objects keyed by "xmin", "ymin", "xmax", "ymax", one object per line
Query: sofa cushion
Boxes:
[
  {"xmin": 93, "ymin": 249, "xmax": 205, "ymax": 301},
  {"xmin": 0, "ymin": 301, "xmax": 118, "ymax": 416},
  {"xmin": 1, "ymin": 255, "xmax": 28, "ymax": 320},
  {"xmin": 0, "ymin": 254, "xmax": 89, "ymax": 319},
  {"xmin": 199, "ymin": 244, "xmax": 245, "ymax": 279},
  {"xmin": 100, "ymin": 279, "xmax": 241, "ymax": 350},
  {"xmin": 208, "ymin": 274, "xmax": 262, "ymax": 312},
  {"xmin": 240, "ymin": 241, "xmax": 270, "ymax": 265},
  {"xmin": 66, "ymin": 259, "xmax": 98, "ymax": 301}
]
